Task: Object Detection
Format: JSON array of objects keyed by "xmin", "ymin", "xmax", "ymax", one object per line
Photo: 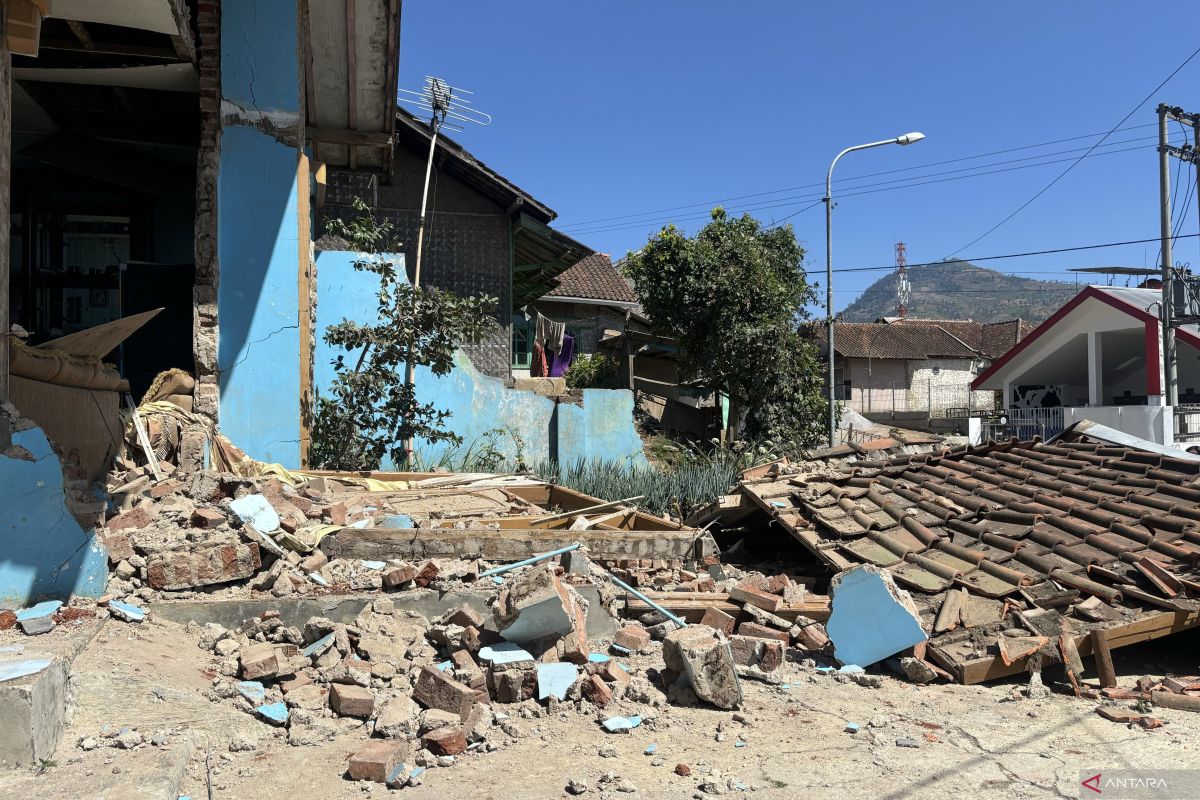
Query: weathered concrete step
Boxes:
[
  {"xmin": 0, "ymin": 734, "xmax": 193, "ymax": 800},
  {"xmin": 149, "ymin": 585, "xmax": 616, "ymax": 638}
]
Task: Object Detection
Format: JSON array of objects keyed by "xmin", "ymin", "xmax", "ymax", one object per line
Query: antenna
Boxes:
[
  {"xmin": 394, "ymin": 77, "xmax": 492, "ymax": 462},
  {"xmin": 397, "ymin": 76, "xmax": 492, "ymax": 134},
  {"xmin": 895, "ymin": 241, "xmax": 910, "ymax": 318}
]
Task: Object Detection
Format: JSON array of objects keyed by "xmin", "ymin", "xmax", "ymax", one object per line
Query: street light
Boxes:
[{"xmin": 824, "ymin": 132, "xmax": 925, "ymax": 447}]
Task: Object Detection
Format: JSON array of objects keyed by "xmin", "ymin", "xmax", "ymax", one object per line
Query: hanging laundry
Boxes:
[
  {"xmin": 535, "ymin": 311, "xmax": 566, "ymax": 354},
  {"xmin": 548, "ymin": 334, "xmax": 575, "ymax": 378},
  {"xmin": 530, "ymin": 341, "xmax": 549, "ymax": 377}
]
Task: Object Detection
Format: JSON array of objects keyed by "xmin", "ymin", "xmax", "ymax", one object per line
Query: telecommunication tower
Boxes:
[{"xmin": 894, "ymin": 241, "xmax": 911, "ymax": 318}]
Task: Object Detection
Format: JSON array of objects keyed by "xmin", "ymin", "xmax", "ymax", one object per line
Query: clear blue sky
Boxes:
[{"xmin": 399, "ymin": 3, "xmax": 1200, "ymax": 317}]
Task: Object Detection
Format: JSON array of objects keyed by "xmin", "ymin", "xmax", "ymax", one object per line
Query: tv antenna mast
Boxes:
[
  {"xmin": 394, "ymin": 77, "xmax": 492, "ymax": 462},
  {"xmin": 895, "ymin": 241, "xmax": 911, "ymax": 318}
]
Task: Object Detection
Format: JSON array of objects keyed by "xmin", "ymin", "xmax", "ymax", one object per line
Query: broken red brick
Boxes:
[
  {"xmin": 145, "ymin": 543, "xmax": 261, "ymax": 590},
  {"xmin": 1096, "ymin": 706, "xmax": 1148, "ymax": 724},
  {"xmin": 240, "ymin": 643, "xmax": 280, "ymax": 680},
  {"xmin": 326, "ymin": 502, "xmax": 348, "ymax": 526},
  {"xmin": 382, "ymin": 563, "xmax": 416, "ymax": 588},
  {"xmin": 149, "ymin": 478, "xmax": 183, "ymax": 499},
  {"xmin": 600, "ymin": 661, "xmax": 631, "ymax": 684},
  {"xmin": 422, "ymin": 725, "xmax": 467, "ymax": 756},
  {"xmin": 613, "ymin": 625, "xmax": 651, "ymax": 653},
  {"xmin": 298, "ymin": 551, "xmax": 328, "ymax": 573},
  {"xmin": 0, "ymin": 610, "xmax": 15, "ymax": 631},
  {"xmin": 98, "ymin": 532, "xmax": 134, "ymax": 564},
  {"xmin": 347, "ymin": 740, "xmax": 407, "ymax": 783},
  {"xmin": 413, "ymin": 665, "xmax": 476, "ymax": 719},
  {"xmin": 443, "ymin": 606, "xmax": 485, "ymax": 629},
  {"xmin": 450, "ymin": 650, "xmax": 486, "ymax": 691},
  {"xmin": 329, "ymin": 683, "xmax": 375, "ymax": 718},
  {"xmin": 106, "ymin": 504, "xmax": 155, "ymax": 533},
  {"xmin": 413, "ymin": 561, "xmax": 440, "ymax": 588},
  {"xmin": 765, "ymin": 574, "xmax": 793, "ymax": 595},
  {"xmin": 279, "ymin": 674, "xmax": 312, "ymax": 694},
  {"xmin": 190, "ymin": 507, "xmax": 226, "ymax": 529},
  {"xmin": 675, "ymin": 764, "xmax": 691, "ymax": 777},
  {"xmin": 736, "ymin": 622, "xmax": 790, "ymax": 643},
  {"xmin": 791, "ymin": 620, "xmax": 830, "ymax": 651},
  {"xmin": 729, "ymin": 584, "xmax": 784, "ymax": 613},
  {"xmin": 699, "ymin": 607, "xmax": 736, "ymax": 636},
  {"xmin": 759, "ymin": 640, "xmax": 785, "ymax": 671},
  {"xmin": 582, "ymin": 674, "xmax": 613, "ymax": 707}
]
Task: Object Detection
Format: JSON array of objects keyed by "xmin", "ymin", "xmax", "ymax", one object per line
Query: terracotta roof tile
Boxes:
[
  {"xmin": 543, "ymin": 253, "xmax": 639, "ymax": 304},
  {"xmin": 813, "ymin": 319, "xmax": 1030, "ymax": 360}
]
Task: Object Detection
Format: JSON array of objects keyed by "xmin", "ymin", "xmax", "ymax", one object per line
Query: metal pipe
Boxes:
[
  {"xmin": 603, "ymin": 572, "xmax": 688, "ymax": 628},
  {"xmin": 478, "ymin": 542, "xmax": 581, "ymax": 578}
]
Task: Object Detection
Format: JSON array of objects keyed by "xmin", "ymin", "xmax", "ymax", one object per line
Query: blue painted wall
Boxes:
[
  {"xmin": 216, "ymin": 0, "xmax": 302, "ymax": 466},
  {"xmin": 313, "ymin": 249, "xmax": 648, "ymax": 469},
  {"xmin": 0, "ymin": 425, "xmax": 108, "ymax": 607}
]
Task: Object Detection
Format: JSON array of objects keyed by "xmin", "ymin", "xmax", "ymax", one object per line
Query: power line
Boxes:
[
  {"xmin": 569, "ymin": 139, "xmax": 1177, "ymax": 237},
  {"xmin": 803, "ymin": 232, "xmax": 1200, "ymax": 276},
  {"xmin": 944, "ymin": 46, "xmax": 1200, "ymax": 257},
  {"xmin": 559, "ymin": 122, "xmax": 1163, "ymax": 230}
]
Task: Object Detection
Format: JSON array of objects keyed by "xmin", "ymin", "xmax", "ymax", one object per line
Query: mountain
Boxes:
[{"xmin": 839, "ymin": 259, "xmax": 1080, "ymax": 324}]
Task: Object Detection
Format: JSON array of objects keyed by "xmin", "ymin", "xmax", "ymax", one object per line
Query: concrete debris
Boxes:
[
  {"xmin": 826, "ymin": 565, "xmax": 927, "ymax": 668},
  {"xmin": 662, "ymin": 626, "xmax": 742, "ymax": 710}
]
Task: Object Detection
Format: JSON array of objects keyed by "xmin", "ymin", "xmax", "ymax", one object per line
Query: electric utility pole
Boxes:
[{"xmin": 1158, "ymin": 103, "xmax": 1200, "ymax": 408}]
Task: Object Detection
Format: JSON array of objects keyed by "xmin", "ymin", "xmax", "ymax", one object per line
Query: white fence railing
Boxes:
[{"xmin": 1174, "ymin": 405, "xmax": 1200, "ymax": 444}]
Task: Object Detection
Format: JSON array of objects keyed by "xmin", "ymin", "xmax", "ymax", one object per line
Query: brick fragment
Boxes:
[
  {"xmin": 699, "ymin": 607, "xmax": 736, "ymax": 636},
  {"xmin": 240, "ymin": 643, "xmax": 280, "ymax": 680},
  {"xmin": 329, "ymin": 683, "xmax": 375, "ymax": 718},
  {"xmin": 347, "ymin": 740, "xmax": 407, "ymax": 783},
  {"xmin": 298, "ymin": 551, "xmax": 328, "ymax": 573},
  {"xmin": 150, "ymin": 478, "xmax": 183, "ymax": 499},
  {"xmin": 0, "ymin": 610, "xmax": 15, "ymax": 630},
  {"xmin": 765, "ymin": 574, "xmax": 793, "ymax": 595},
  {"xmin": 145, "ymin": 542, "xmax": 261, "ymax": 590},
  {"xmin": 326, "ymin": 502, "xmax": 348, "ymax": 525},
  {"xmin": 675, "ymin": 764, "xmax": 691, "ymax": 777},
  {"xmin": 106, "ymin": 504, "xmax": 155, "ymax": 532},
  {"xmin": 736, "ymin": 622, "xmax": 790, "ymax": 643},
  {"xmin": 613, "ymin": 625, "xmax": 651, "ymax": 653},
  {"xmin": 449, "ymin": 650, "xmax": 486, "ymax": 691},
  {"xmin": 422, "ymin": 726, "xmax": 467, "ymax": 756},
  {"xmin": 600, "ymin": 661, "xmax": 631, "ymax": 684},
  {"xmin": 442, "ymin": 606, "xmax": 485, "ymax": 629},
  {"xmin": 582, "ymin": 674, "xmax": 613, "ymax": 707},
  {"xmin": 413, "ymin": 665, "xmax": 476, "ymax": 719},
  {"xmin": 663, "ymin": 627, "xmax": 742, "ymax": 709},
  {"xmin": 382, "ymin": 562, "xmax": 416, "ymax": 588},
  {"xmin": 99, "ymin": 531, "xmax": 134, "ymax": 564},
  {"xmin": 190, "ymin": 507, "xmax": 226, "ymax": 529},
  {"xmin": 790, "ymin": 619, "xmax": 830, "ymax": 651},
  {"xmin": 729, "ymin": 583, "xmax": 784, "ymax": 613},
  {"xmin": 413, "ymin": 561, "xmax": 440, "ymax": 588}
]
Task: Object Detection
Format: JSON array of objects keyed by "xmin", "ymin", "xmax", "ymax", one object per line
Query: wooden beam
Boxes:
[
  {"xmin": 166, "ymin": 0, "xmax": 197, "ymax": 63},
  {"xmin": 304, "ymin": 126, "xmax": 391, "ymax": 147},
  {"xmin": 624, "ymin": 591, "xmax": 831, "ymax": 623},
  {"xmin": 36, "ymin": 39, "xmax": 182, "ymax": 60},
  {"xmin": 318, "ymin": 527, "xmax": 705, "ymax": 562},
  {"xmin": 65, "ymin": 20, "xmax": 95, "ymax": 50},
  {"xmin": 344, "ymin": 0, "xmax": 357, "ymax": 171},
  {"xmin": 0, "ymin": 10, "xmax": 10, "ymax": 409},
  {"xmin": 297, "ymin": 151, "xmax": 313, "ymax": 467}
]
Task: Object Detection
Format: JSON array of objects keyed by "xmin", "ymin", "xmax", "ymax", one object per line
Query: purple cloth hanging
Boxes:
[{"xmin": 548, "ymin": 334, "xmax": 575, "ymax": 377}]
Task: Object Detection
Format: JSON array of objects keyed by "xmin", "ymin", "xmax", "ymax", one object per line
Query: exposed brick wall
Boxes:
[
  {"xmin": 319, "ymin": 165, "xmax": 513, "ymax": 380},
  {"xmin": 192, "ymin": 0, "xmax": 221, "ymax": 426}
]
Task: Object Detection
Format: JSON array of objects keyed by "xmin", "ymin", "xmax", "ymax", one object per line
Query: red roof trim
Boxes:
[{"xmin": 970, "ymin": 286, "xmax": 1164, "ymax": 390}]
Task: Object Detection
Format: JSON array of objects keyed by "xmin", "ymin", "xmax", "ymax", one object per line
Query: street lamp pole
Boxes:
[{"xmin": 824, "ymin": 131, "xmax": 925, "ymax": 447}]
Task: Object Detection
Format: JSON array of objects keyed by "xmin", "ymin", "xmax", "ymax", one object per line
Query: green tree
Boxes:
[
  {"xmin": 310, "ymin": 199, "xmax": 498, "ymax": 470},
  {"xmin": 624, "ymin": 208, "xmax": 825, "ymax": 448}
]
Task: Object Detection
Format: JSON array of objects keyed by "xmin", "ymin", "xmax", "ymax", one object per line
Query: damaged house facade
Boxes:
[{"xmin": 0, "ymin": 0, "xmax": 645, "ymax": 605}]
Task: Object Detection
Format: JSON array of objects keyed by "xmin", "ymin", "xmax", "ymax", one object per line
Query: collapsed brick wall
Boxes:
[
  {"xmin": 190, "ymin": 0, "xmax": 221, "ymax": 467},
  {"xmin": 319, "ymin": 166, "xmax": 514, "ymax": 381}
]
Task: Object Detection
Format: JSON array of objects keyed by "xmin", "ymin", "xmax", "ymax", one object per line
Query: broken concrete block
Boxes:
[
  {"xmin": 330, "ymin": 684, "xmax": 375, "ymax": 718},
  {"xmin": 729, "ymin": 583, "xmax": 783, "ymax": 613},
  {"xmin": 449, "ymin": 650, "xmax": 486, "ymax": 691},
  {"xmin": 298, "ymin": 551, "xmax": 328, "ymax": 573},
  {"xmin": 699, "ymin": 607, "xmax": 736, "ymax": 636},
  {"xmin": 240, "ymin": 644, "xmax": 280, "ymax": 680},
  {"xmin": 107, "ymin": 600, "xmax": 145, "ymax": 623},
  {"xmin": 422, "ymin": 726, "xmax": 467, "ymax": 756},
  {"xmin": 599, "ymin": 661, "xmax": 631, "ymax": 685},
  {"xmin": 827, "ymin": 565, "xmax": 927, "ymax": 668},
  {"xmin": 662, "ymin": 627, "xmax": 742, "ymax": 710},
  {"xmin": 729, "ymin": 636, "xmax": 784, "ymax": 672},
  {"xmin": 374, "ymin": 696, "xmax": 420, "ymax": 739},
  {"xmin": 439, "ymin": 606, "xmax": 485, "ymax": 629},
  {"xmin": 107, "ymin": 504, "xmax": 156, "ymax": 532},
  {"xmin": 145, "ymin": 542, "xmax": 261, "ymax": 590},
  {"xmin": 494, "ymin": 565, "xmax": 588, "ymax": 659},
  {"xmin": 348, "ymin": 740, "xmax": 408, "ymax": 783},
  {"xmin": 536, "ymin": 662, "xmax": 579, "ymax": 701},
  {"xmin": 612, "ymin": 626, "xmax": 651, "ymax": 654},
  {"xmin": 190, "ymin": 507, "xmax": 226, "ymax": 529},
  {"xmin": 16, "ymin": 600, "xmax": 61, "ymax": 635},
  {"xmin": 413, "ymin": 665, "xmax": 476, "ymax": 719},
  {"xmin": 284, "ymin": 684, "xmax": 328, "ymax": 710},
  {"xmin": 487, "ymin": 661, "xmax": 537, "ymax": 704},
  {"xmin": 230, "ymin": 494, "xmax": 281, "ymax": 533},
  {"xmin": 900, "ymin": 656, "xmax": 939, "ymax": 684},
  {"xmin": 790, "ymin": 618, "xmax": 830, "ymax": 651}
]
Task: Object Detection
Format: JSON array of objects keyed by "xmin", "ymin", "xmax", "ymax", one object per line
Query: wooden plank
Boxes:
[
  {"xmin": 319, "ymin": 527, "xmax": 703, "ymax": 562},
  {"xmin": 939, "ymin": 609, "xmax": 1200, "ymax": 685},
  {"xmin": 37, "ymin": 309, "xmax": 162, "ymax": 358},
  {"xmin": 624, "ymin": 591, "xmax": 830, "ymax": 624},
  {"xmin": 304, "ymin": 127, "xmax": 391, "ymax": 147},
  {"xmin": 297, "ymin": 150, "xmax": 312, "ymax": 467},
  {"xmin": 1090, "ymin": 628, "xmax": 1117, "ymax": 689}
]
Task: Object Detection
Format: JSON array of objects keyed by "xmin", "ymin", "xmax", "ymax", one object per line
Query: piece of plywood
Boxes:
[{"xmin": 38, "ymin": 308, "xmax": 163, "ymax": 358}]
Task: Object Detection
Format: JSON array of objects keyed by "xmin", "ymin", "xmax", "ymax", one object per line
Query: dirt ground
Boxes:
[{"xmin": 2, "ymin": 616, "xmax": 1198, "ymax": 800}]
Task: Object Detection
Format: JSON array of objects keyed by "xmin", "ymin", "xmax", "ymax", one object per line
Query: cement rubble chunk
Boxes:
[
  {"xmin": 493, "ymin": 564, "xmax": 589, "ymax": 660},
  {"xmin": 826, "ymin": 565, "xmax": 927, "ymax": 668},
  {"xmin": 662, "ymin": 626, "xmax": 742, "ymax": 710}
]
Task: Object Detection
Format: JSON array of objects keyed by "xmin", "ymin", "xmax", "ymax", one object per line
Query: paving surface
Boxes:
[{"xmin": 0, "ymin": 618, "xmax": 1196, "ymax": 800}]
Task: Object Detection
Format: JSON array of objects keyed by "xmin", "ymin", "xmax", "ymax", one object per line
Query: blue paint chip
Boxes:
[
  {"xmin": 735, "ymin": 741, "xmax": 746, "ymax": 748},
  {"xmin": 536, "ymin": 662, "xmax": 579, "ymax": 701},
  {"xmin": 827, "ymin": 565, "xmax": 927, "ymax": 668},
  {"xmin": 0, "ymin": 657, "xmax": 52, "ymax": 683},
  {"xmin": 108, "ymin": 600, "xmax": 145, "ymax": 623},
  {"xmin": 601, "ymin": 715, "xmax": 642, "ymax": 733},
  {"xmin": 478, "ymin": 642, "xmax": 534, "ymax": 665},
  {"xmin": 816, "ymin": 666, "xmax": 835, "ymax": 674},
  {"xmin": 236, "ymin": 681, "xmax": 266, "ymax": 703},
  {"xmin": 381, "ymin": 514, "xmax": 414, "ymax": 529},
  {"xmin": 435, "ymin": 660, "xmax": 453, "ymax": 672},
  {"xmin": 838, "ymin": 664, "xmax": 865, "ymax": 675},
  {"xmin": 16, "ymin": 600, "xmax": 61, "ymax": 622},
  {"xmin": 492, "ymin": 576, "xmax": 504, "ymax": 585},
  {"xmin": 644, "ymin": 743, "xmax": 657, "ymax": 755},
  {"xmin": 610, "ymin": 643, "xmax": 632, "ymax": 656},
  {"xmin": 255, "ymin": 702, "xmax": 289, "ymax": 726},
  {"xmin": 301, "ymin": 632, "xmax": 334, "ymax": 658},
  {"xmin": 229, "ymin": 494, "xmax": 280, "ymax": 533},
  {"xmin": 845, "ymin": 723, "xmax": 860, "ymax": 734}
]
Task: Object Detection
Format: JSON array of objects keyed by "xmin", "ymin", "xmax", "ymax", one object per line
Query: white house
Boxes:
[{"xmin": 970, "ymin": 285, "xmax": 1200, "ymax": 446}]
